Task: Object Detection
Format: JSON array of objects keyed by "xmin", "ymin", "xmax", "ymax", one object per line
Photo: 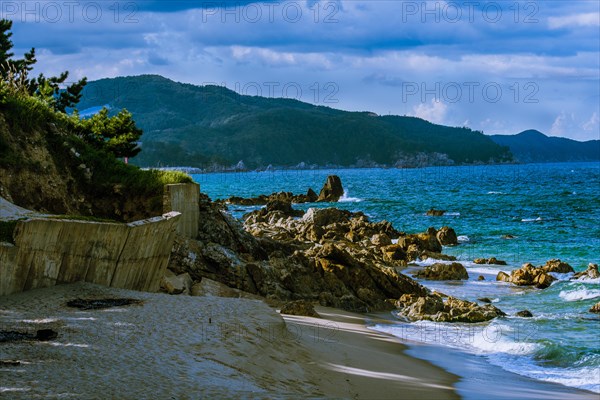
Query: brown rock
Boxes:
[
  {"xmin": 280, "ymin": 300, "xmax": 321, "ymax": 318},
  {"xmin": 478, "ymin": 275, "xmax": 485, "ymax": 281},
  {"xmin": 317, "ymin": 175, "xmax": 344, "ymax": 202},
  {"xmin": 413, "ymin": 262, "xmax": 469, "ymax": 280},
  {"xmin": 496, "ymin": 271, "xmax": 511, "ymax": 282},
  {"xmin": 426, "ymin": 208, "xmax": 445, "ymax": 216},
  {"xmin": 436, "ymin": 226, "xmax": 458, "ymax": 246},
  {"xmin": 541, "ymin": 259, "xmax": 574, "ymax": 274},
  {"xmin": 573, "ymin": 263, "xmax": 599, "ymax": 280},
  {"xmin": 589, "ymin": 302, "xmax": 600, "ymax": 313},
  {"xmin": 371, "ymin": 233, "xmax": 392, "ymax": 247},
  {"xmin": 534, "ymin": 273, "xmax": 556, "ymax": 289}
]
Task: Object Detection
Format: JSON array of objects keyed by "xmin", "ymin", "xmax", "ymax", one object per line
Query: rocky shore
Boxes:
[{"xmin": 165, "ymin": 176, "xmax": 505, "ymax": 322}]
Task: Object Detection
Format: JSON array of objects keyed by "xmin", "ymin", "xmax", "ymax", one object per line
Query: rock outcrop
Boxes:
[
  {"xmin": 572, "ymin": 263, "xmax": 599, "ymax": 280},
  {"xmin": 317, "ymin": 175, "xmax": 344, "ymax": 202},
  {"xmin": 223, "ymin": 175, "xmax": 343, "ymax": 205},
  {"xmin": 436, "ymin": 226, "xmax": 458, "ymax": 246},
  {"xmin": 496, "ymin": 263, "xmax": 557, "ymax": 289},
  {"xmin": 413, "ymin": 263, "xmax": 469, "ymax": 280},
  {"xmin": 474, "ymin": 257, "xmax": 507, "ymax": 265},
  {"xmin": 541, "ymin": 259, "xmax": 574, "ymax": 274},
  {"xmin": 396, "ymin": 294, "xmax": 505, "ymax": 323},
  {"xmin": 589, "ymin": 302, "xmax": 600, "ymax": 313},
  {"xmin": 168, "ymin": 191, "xmax": 504, "ymax": 321}
]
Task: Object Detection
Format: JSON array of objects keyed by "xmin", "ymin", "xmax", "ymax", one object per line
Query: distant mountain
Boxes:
[
  {"xmin": 77, "ymin": 75, "xmax": 512, "ymax": 168},
  {"xmin": 490, "ymin": 130, "xmax": 600, "ymax": 163}
]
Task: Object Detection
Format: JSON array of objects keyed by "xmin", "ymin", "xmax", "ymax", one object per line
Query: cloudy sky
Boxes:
[{"xmin": 7, "ymin": 0, "xmax": 600, "ymax": 140}]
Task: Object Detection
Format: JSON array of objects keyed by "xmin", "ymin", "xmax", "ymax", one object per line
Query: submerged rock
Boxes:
[
  {"xmin": 589, "ymin": 302, "xmax": 600, "ymax": 313},
  {"xmin": 573, "ymin": 263, "xmax": 599, "ymax": 280},
  {"xmin": 413, "ymin": 262, "xmax": 468, "ymax": 280},
  {"xmin": 317, "ymin": 175, "xmax": 344, "ymax": 202},
  {"xmin": 280, "ymin": 300, "xmax": 321, "ymax": 318},
  {"xmin": 426, "ymin": 208, "xmax": 445, "ymax": 216},
  {"xmin": 516, "ymin": 310, "xmax": 533, "ymax": 318},
  {"xmin": 474, "ymin": 257, "xmax": 507, "ymax": 265}
]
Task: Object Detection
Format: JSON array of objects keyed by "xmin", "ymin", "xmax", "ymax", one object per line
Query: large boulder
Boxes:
[
  {"xmin": 396, "ymin": 294, "xmax": 505, "ymax": 323},
  {"xmin": 436, "ymin": 226, "xmax": 458, "ymax": 246},
  {"xmin": 317, "ymin": 175, "xmax": 344, "ymax": 202},
  {"xmin": 496, "ymin": 263, "xmax": 556, "ymax": 289},
  {"xmin": 573, "ymin": 263, "xmax": 600, "ymax": 280},
  {"xmin": 413, "ymin": 262, "xmax": 468, "ymax": 280},
  {"xmin": 541, "ymin": 259, "xmax": 574, "ymax": 274}
]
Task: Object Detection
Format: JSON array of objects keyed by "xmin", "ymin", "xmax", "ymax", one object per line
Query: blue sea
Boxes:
[{"xmin": 191, "ymin": 162, "xmax": 600, "ymax": 393}]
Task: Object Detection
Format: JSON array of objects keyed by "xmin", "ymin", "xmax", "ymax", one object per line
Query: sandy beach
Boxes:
[{"xmin": 0, "ymin": 283, "xmax": 597, "ymax": 399}]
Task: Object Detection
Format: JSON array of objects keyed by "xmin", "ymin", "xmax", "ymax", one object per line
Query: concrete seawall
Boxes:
[
  {"xmin": 163, "ymin": 183, "xmax": 199, "ymax": 239},
  {"xmin": 0, "ymin": 212, "xmax": 180, "ymax": 296}
]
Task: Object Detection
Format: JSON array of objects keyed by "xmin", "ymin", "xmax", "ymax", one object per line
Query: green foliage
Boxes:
[
  {"xmin": 0, "ymin": 19, "xmax": 86, "ymax": 113},
  {"xmin": 78, "ymin": 75, "xmax": 513, "ymax": 168},
  {"xmin": 77, "ymin": 108, "xmax": 142, "ymax": 158}
]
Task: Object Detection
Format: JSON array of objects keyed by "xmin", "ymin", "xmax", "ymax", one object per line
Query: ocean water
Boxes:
[{"xmin": 191, "ymin": 162, "xmax": 600, "ymax": 393}]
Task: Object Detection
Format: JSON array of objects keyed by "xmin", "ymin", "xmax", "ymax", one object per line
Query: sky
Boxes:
[{"xmin": 5, "ymin": 0, "xmax": 600, "ymax": 140}]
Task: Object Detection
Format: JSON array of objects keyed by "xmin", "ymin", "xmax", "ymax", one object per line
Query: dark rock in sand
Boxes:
[
  {"xmin": 280, "ymin": 300, "xmax": 321, "ymax": 318},
  {"xmin": 573, "ymin": 263, "xmax": 600, "ymax": 280},
  {"xmin": 436, "ymin": 226, "xmax": 458, "ymax": 246},
  {"xmin": 516, "ymin": 310, "xmax": 533, "ymax": 318},
  {"xmin": 413, "ymin": 262, "xmax": 469, "ymax": 280},
  {"xmin": 426, "ymin": 208, "xmax": 445, "ymax": 216},
  {"xmin": 317, "ymin": 175, "xmax": 344, "ymax": 202}
]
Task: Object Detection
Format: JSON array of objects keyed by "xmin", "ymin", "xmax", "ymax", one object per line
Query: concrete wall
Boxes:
[
  {"xmin": 0, "ymin": 212, "xmax": 180, "ymax": 297},
  {"xmin": 163, "ymin": 183, "xmax": 199, "ymax": 239}
]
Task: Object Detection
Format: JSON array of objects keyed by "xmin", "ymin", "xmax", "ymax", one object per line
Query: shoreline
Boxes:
[
  {"xmin": 1, "ymin": 283, "xmax": 598, "ymax": 399},
  {"xmin": 365, "ymin": 312, "xmax": 599, "ymax": 399}
]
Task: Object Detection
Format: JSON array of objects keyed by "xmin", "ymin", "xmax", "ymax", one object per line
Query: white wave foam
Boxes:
[
  {"xmin": 521, "ymin": 217, "xmax": 542, "ymax": 222},
  {"xmin": 487, "ymin": 191, "xmax": 505, "ymax": 194},
  {"xmin": 576, "ymin": 276, "xmax": 600, "ymax": 284},
  {"xmin": 457, "ymin": 235, "xmax": 470, "ymax": 243},
  {"xmin": 559, "ymin": 288, "xmax": 600, "ymax": 302},
  {"xmin": 445, "ymin": 212, "xmax": 460, "ymax": 216},
  {"xmin": 391, "ymin": 238, "xmax": 399, "ymax": 244},
  {"xmin": 548, "ymin": 272, "xmax": 574, "ymax": 281},
  {"xmin": 338, "ymin": 191, "xmax": 362, "ymax": 203}
]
